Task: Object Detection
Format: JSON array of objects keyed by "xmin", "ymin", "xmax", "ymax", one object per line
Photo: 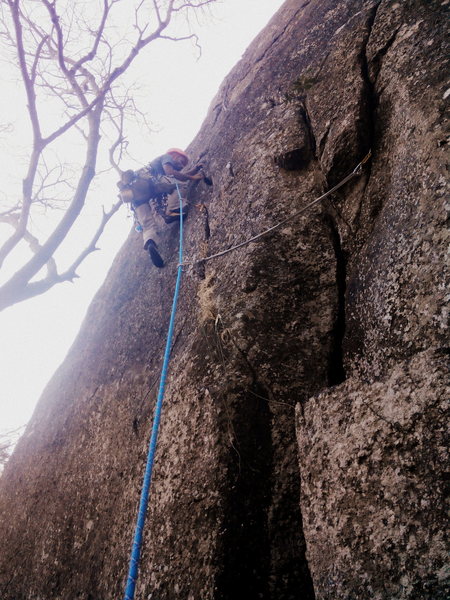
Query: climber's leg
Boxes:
[
  {"xmin": 134, "ymin": 202, "xmax": 164, "ymax": 267},
  {"xmin": 134, "ymin": 202, "xmax": 159, "ymax": 247}
]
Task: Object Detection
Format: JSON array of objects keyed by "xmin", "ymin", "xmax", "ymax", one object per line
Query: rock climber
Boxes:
[{"xmin": 118, "ymin": 148, "xmax": 204, "ymax": 268}]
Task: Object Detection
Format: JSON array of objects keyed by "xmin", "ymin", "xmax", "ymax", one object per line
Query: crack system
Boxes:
[
  {"xmin": 209, "ymin": 322, "xmax": 315, "ymax": 599},
  {"xmin": 357, "ymin": 1, "xmax": 382, "ymax": 177},
  {"xmin": 324, "ymin": 213, "xmax": 348, "ymax": 385}
]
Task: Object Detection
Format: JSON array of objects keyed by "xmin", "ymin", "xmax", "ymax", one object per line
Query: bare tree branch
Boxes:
[
  {"xmin": 60, "ymin": 197, "xmax": 123, "ymax": 280},
  {"xmin": 0, "ymin": 212, "xmax": 58, "ymax": 278},
  {"xmin": 2, "ymin": 197, "xmax": 123, "ymax": 306},
  {"xmin": 70, "ymin": 0, "xmax": 112, "ymax": 74},
  {"xmin": 0, "ymin": 0, "xmax": 218, "ymax": 310}
]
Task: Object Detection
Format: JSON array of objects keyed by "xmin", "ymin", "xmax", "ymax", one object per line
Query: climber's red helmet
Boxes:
[{"xmin": 167, "ymin": 148, "xmax": 189, "ymax": 169}]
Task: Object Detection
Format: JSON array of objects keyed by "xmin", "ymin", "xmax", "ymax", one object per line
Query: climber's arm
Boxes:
[{"xmin": 163, "ymin": 162, "xmax": 203, "ymax": 181}]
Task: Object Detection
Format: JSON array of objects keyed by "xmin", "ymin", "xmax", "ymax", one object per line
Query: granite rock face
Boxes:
[
  {"xmin": 297, "ymin": 349, "xmax": 449, "ymax": 600},
  {"xmin": 0, "ymin": 1, "xmax": 447, "ymax": 599}
]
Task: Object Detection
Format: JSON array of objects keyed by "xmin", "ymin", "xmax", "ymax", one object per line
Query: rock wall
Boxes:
[
  {"xmin": 0, "ymin": 1, "xmax": 447, "ymax": 599},
  {"xmin": 297, "ymin": 349, "xmax": 448, "ymax": 599}
]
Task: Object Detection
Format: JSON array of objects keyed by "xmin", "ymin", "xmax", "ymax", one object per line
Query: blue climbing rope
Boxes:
[{"xmin": 123, "ymin": 184, "xmax": 184, "ymax": 600}]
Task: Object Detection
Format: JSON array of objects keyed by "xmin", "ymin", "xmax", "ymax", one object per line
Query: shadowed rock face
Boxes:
[{"xmin": 0, "ymin": 1, "xmax": 447, "ymax": 599}]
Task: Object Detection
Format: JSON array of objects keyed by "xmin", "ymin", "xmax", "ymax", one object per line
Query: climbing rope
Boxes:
[
  {"xmin": 123, "ymin": 184, "xmax": 185, "ymax": 600},
  {"xmin": 181, "ymin": 150, "xmax": 372, "ymax": 266}
]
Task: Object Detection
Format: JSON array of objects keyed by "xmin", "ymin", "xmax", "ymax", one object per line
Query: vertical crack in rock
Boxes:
[
  {"xmin": 299, "ymin": 103, "xmax": 317, "ymax": 161},
  {"xmin": 357, "ymin": 1, "xmax": 382, "ymax": 171},
  {"xmin": 215, "ymin": 382, "xmax": 273, "ymax": 599},
  {"xmin": 204, "ymin": 205, "xmax": 211, "ymax": 240},
  {"xmin": 218, "ymin": 340, "xmax": 316, "ymax": 599},
  {"xmin": 324, "ymin": 213, "xmax": 347, "ymax": 385},
  {"xmin": 351, "ymin": 1, "xmax": 384, "ymax": 235}
]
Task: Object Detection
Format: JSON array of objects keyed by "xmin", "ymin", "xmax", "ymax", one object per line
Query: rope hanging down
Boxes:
[
  {"xmin": 123, "ymin": 184, "xmax": 185, "ymax": 600},
  {"xmin": 181, "ymin": 150, "xmax": 372, "ymax": 266}
]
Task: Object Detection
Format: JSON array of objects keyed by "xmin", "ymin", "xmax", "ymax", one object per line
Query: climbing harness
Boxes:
[
  {"xmin": 123, "ymin": 183, "xmax": 185, "ymax": 600},
  {"xmin": 180, "ymin": 150, "xmax": 372, "ymax": 266}
]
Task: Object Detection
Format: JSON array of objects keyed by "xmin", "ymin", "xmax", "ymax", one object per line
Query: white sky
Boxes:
[{"xmin": 0, "ymin": 0, "xmax": 285, "ymax": 441}]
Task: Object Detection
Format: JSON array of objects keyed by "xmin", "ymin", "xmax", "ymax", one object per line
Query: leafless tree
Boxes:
[{"xmin": 0, "ymin": 0, "xmax": 215, "ymax": 311}]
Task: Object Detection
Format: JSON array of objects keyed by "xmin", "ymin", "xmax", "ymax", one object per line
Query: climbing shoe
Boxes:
[{"xmin": 145, "ymin": 239, "xmax": 164, "ymax": 268}]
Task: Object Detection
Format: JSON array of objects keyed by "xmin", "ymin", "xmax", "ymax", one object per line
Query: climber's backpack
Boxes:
[
  {"xmin": 117, "ymin": 169, "xmax": 158, "ymax": 207},
  {"xmin": 117, "ymin": 168, "xmax": 177, "ymax": 226}
]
